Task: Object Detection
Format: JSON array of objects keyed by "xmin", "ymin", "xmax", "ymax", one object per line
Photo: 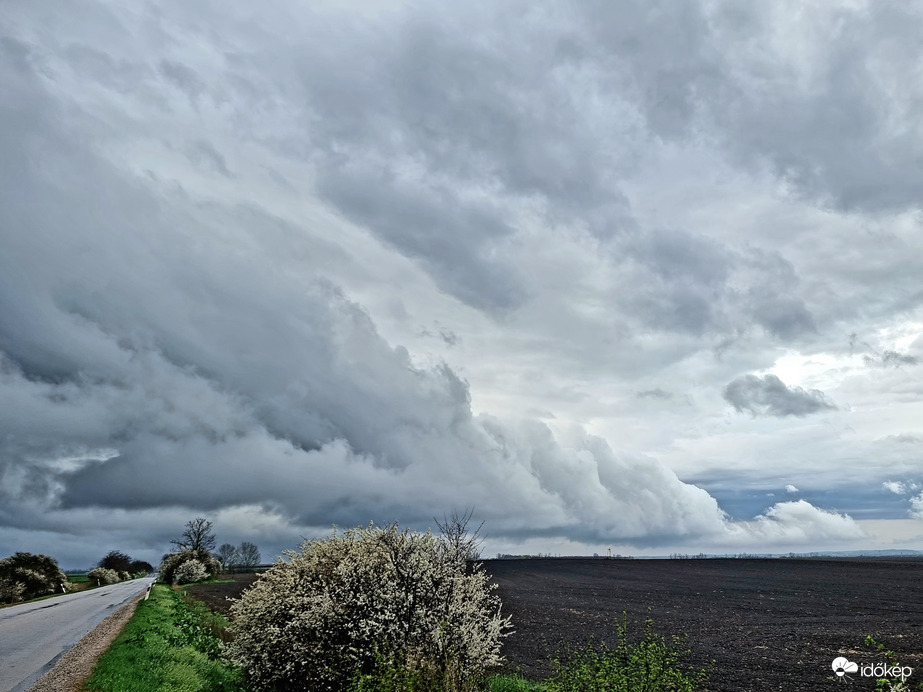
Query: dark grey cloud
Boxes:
[
  {"xmin": 57, "ymin": 0, "xmax": 905, "ymax": 342},
  {"xmin": 186, "ymin": 139, "xmax": 232, "ymax": 177},
  {"xmin": 883, "ymin": 351, "xmax": 919, "ymax": 367},
  {"xmin": 738, "ymin": 248, "xmax": 817, "ymax": 341},
  {"xmin": 419, "ymin": 326, "xmax": 462, "ymax": 347},
  {"xmin": 315, "ymin": 166, "xmax": 522, "ymax": 311},
  {"xmin": 744, "ymin": 289, "xmax": 816, "ymax": 341},
  {"xmin": 64, "ymin": 44, "xmax": 151, "ymax": 95},
  {"xmin": 625, "ymin": 228, "xmax": 732, "ymax": 335},
  {"xmin": 723, "ymin": 374, "xmax": 837, "ymax": 417},
  {"xmin": 158, "ymin": 59, "xmax": 206, "ymax": 106},
  {"xmin": 637, "ymin": 388, "xmax": 673, "ymax": 400},
  {"xmin": 603, "ymin": 228, "xmax": 819, "ymax": 346},
  {"xmin": 260, "ymin": 3, "xmax": 644, "ymax": 309},
  {"xmin": 704, "ymin": 3, "xmax": 923, "ymax": 214}
]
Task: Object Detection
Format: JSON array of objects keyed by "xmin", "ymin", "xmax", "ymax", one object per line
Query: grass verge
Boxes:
[{"xmin": 82, "ymin": 584, "xmax": 246, "ymax": 692}]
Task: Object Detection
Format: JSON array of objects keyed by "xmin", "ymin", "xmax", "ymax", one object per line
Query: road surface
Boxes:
[{"xmin": 0, "ymin": 576, "xmax": 155, "ymax": 692}]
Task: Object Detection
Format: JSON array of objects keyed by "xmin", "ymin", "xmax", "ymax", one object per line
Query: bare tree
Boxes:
[
  {"xmin": 435, "ymin": 507, "xmax": 484, "ymax": 563},
  {"xmin": 216, "ymin": 543, "xmax": 240, "ymax": 568},
  {"xmin": 238, "ymin": 541, "xmax": 261, "ymax": 567},
  {"xmin": 171, "ymin": 517, "xmax": 217, "ymax": 553}
]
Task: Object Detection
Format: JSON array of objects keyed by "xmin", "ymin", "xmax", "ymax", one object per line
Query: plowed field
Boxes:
[{"xmin": 186, "ymin": 558, "xmax": 923, "ymax": 691}]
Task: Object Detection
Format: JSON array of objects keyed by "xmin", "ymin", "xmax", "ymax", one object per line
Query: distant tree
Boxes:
[
  {"xmin": 171, "ymin": 517, "xmax": 216, "ymax": 553},
  {"xmin": 217, "ymin": 543, "xmax": 240, "ymax": 568},
  {"xmin": 128, "ymin": 559, "xmax": 154, "ymax": 575},
  {"xmin": 0, "ymin": 553, "xmax": 68, "ymax": 602},
  {"xmin": 98, "ymin": 550, "xmax": 133, "ymax": 573},
  {"xmin": 238, "ymin": 541, "xmax": 261, "ymax": 567}
]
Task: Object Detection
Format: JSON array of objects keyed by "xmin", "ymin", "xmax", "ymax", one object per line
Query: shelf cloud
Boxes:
[{"xmin": 2, "ymin": 0, "xmax": 922, "ymax": 564}]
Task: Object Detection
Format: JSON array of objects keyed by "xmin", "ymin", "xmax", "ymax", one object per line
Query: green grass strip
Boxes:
[
  {"xmin": 484, "ymin": 673, "xmax": 550, "ymax": 691},
  {"xmin": 83, "ymin": 584, "xmax": 247, "ymax": 692}
]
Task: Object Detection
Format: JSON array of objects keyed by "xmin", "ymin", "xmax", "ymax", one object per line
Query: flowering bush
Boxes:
[
  {"xmin": 0, "ymin": 553, "xmax": 67, "ymax": 602},
  {"xmin": 159, "ymin": 548, "xmax": 221, "ymax": 584},
  {"xmin": 0, "ymin": 577, "xmax": 27, "ymax": 603},
  {"xmin": 226, "ymin": 522, "xmax": 511, "ymax": 691},
  {"xmin": 174, "ymin": 559, "xmax": 209, "ymax": 584},
  {"xmin": 88, "ymin": 567, "xmax": 121, "ymax": 585}
]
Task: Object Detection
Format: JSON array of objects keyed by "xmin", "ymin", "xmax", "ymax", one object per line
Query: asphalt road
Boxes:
[{"xmin": 0, "ymin": 576, "xmax": 155, "ymax": 692}]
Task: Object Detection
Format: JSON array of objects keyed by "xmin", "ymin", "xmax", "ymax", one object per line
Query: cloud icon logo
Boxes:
[{"xmin": 832, "ymin": 657, "xmax": 858, "ymax": 677}]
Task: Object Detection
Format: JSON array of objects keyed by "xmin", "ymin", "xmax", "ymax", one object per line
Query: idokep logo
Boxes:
[
  {"xmin": 832, "ymin": 657, "xmax": 858, "ymax": 680},
  {"xmin": 831, "ymin": 656, "xmax": 913, "ymax": 683}
]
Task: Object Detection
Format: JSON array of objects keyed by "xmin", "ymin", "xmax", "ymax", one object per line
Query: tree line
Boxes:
[
  {"xmin": 159, "ymin": 517, "xmax": 262, "ymax": 584},
  {"xmin": 0, "ymin": 550, "xmax": 154, "ymax": 603},
  {"xmin": 1, "ymin": 516, "xmax": 262, "ymax": 603}
]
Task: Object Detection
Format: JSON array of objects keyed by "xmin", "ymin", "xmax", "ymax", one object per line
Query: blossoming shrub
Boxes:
[
  {"xmin": 174, "ymin": 559, "xmax": 208, "ymax": 584},
  {"xmin": 0, "ymin": 552, "xmax": 67, "ymax": 602},
  {"xmin": 226, "ymin": 522, "xmax": 511, "ymax": 691},
  {"xmin": 159, "ymin": 548, "xmax": 221, "ymax": 584},
  {"xmin": 88, "ymin": 567, "xmax": 120, "ymax": 585},
  {"xmin": 0, "ymin": 577, "xmax": 26, "ymax": 603}
]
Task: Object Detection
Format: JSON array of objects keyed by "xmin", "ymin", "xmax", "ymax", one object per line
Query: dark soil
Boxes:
[
  {"xmin": 183, "ymin": 572, "xmax": 261, "ymax": 616},
  {"xmin": 484, "ymin": 557, "xmax": 923, "ymax": 692},
  {"xmin": 187, "ymin": 558, "xmax": 923, "ymax": 691}
]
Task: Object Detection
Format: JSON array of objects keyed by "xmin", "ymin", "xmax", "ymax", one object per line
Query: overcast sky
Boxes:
[{"xmin": 2, "ymin": 0, "xmax": 922, "ymax": 567}]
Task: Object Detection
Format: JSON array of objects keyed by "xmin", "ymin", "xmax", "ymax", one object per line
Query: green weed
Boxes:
[
  {"xmin": 483, "ymin": 672, "xmax": 548, "ymax": 691},
  {"xmin": 864, "ymin": 636, "xmax": 922, "ymax": 692},
  {"xmin": 541, "ymin": 617, "xmax": 706, "ymax": 692}
]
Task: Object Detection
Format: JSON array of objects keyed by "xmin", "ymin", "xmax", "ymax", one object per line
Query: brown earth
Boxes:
[
  {"xmin": 182, "ymin": 572, "xmax": 261, "ymax": 616},
  {"xmin": 486, "ymin": 557, "xmax": 923, "ymax": 692},
  {"xmin": 186, "ymin": 558, "xmax": 923, "ymax": 692}
]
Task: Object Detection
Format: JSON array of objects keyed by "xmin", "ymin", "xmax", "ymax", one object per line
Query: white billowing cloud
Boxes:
[
  {"xmin": 883, "ymin": 481, "xmax": 907, "ymax": 495},
  {"xmin": 738, "ymin": 501, "xmax": 866, "ymax": 545},
  {"xmin": 910, "ymin": 494, "xmax": 923, "ymax": 521},
  {"xmin": 785, "ymin": 484, "xmax": 799, "ymax": 494}
]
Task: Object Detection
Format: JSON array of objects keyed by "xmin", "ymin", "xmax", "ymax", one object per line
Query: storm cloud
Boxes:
[{"xmin": 2, "ymin": 0, "xmax": 922, "ymax": 564}]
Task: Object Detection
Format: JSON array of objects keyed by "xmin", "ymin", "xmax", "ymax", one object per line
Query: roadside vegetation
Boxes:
[
  {"xmin": 0, "ymin": 552, "xmax": 69, "ymax": 604},
  {"xmin": 1, "ymin": 547, "xmax": 153, "ymax": 607},
  {"xmin": 83, "ymin": 583, "xmax": 246, "ymax": 692}
]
